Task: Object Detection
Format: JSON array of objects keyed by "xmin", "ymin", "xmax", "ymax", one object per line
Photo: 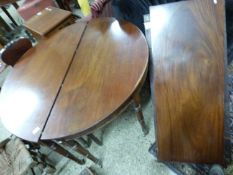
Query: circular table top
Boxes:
[{"xmin": 0, "ymin": 18, "xmax": 149, "ymax": 142}]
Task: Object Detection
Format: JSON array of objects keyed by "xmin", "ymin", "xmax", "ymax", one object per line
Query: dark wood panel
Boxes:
[
  {"xmin": 0, "ymin": 22, "xmax": 86, "ymax": 142},
  {"xmin": 41, "ymin": 18, "xmax": 149, "ymax": 140},
  {"xmin": 0, "ymin": 0, "xmax": 18, "ymax": 6},
  {"xmin": 150, "ymin": 0, "xmax": 225, "ymax": 163},
  {"xmin": 24, "ymin": 6, "xmax": 72, "ymax": 37}
]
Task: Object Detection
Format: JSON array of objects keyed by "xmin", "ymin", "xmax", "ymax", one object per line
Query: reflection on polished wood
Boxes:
[
  {"xmin": 41, "ymin": 18, "xmax": 148, "ymax": 140},
  {"xmin": 0, "ymin": 22, "xmax": 86, "ymax": 142},
  {"xmin": 150, "ymin": 0, "xmax": 225, "ymax": 163},
  {"xmin": 24, "ymin": 6, "xmax": 73, "ymax": 37},
  {"xmin": 0, "ymin": 18, "xmax": 148, "ymax": 144}
]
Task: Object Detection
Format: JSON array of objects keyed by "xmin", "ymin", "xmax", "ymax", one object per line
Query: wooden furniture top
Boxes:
[
  {"xmin": 24, "ymin": 6, "xmax": 72, "ymax": 37},
  {"xmin": 0, "ymin": 18, "xmax": 148, "ymax": 142},
  {"xmin": 150, "ymin": 0, "xmax": 225, "ymax": 163},
  {"xmin": 0, "ymin": 22, "xmax": 86, "ymax": 142},
  {"xmin": 0, "ymin": 0, "xmax": 18, "ymax": 6},
  {"xmin": 41, "ymin": 18, "xmax": 149, "ymax": 140}
]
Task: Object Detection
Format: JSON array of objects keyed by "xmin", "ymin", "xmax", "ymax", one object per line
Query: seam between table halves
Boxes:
[{"xmin": 38, "ymin": 22, "xmax": 88, "ymax": 141}]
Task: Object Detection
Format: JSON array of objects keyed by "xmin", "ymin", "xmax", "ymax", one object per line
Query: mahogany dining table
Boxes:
[{"xmin": 0, "ymin": 18, "xmax": 149, "ymax": 145}]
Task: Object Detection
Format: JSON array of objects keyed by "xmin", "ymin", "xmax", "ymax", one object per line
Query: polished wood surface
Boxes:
[
  {"xmin": 150, "ymin": 0, "xmax": 225, "ymax": 163},
  {"xmin": 24, "ymin": 6, "xmax": 72, "ymax": 37},
  {"xmin": 0, "ymin": 22, "xmax": 86, "ymax": 142},
  {"xmin": 41, "ymin": 18, "xmax": 149, "ymax": 140}
]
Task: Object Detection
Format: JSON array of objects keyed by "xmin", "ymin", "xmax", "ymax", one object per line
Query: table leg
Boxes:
[
  {"xmin": 1, "ymin": 6, "xmax": 18, "ymax": 27},
  {"xmin": 78, "ymin": 137, "xmax": 91, "ymax": 148},
  {"xmin": 133, "ymin": 93, "xmax": 148, "ymax": 135},
  {"xmin": 88, "ymin": 134, "xmax": 103, "ymax": 146},
  {"xmin": 40, "ymin": 140, "xmax": 85, "ymax": 165},
  {"xmin": 66, "ymin": 140, "xmax": 102, "ymax": 167},
  {"xmin": 12, "ymin": 2, "xmax": 19, "ymax": 9},
  {"xmin": 24, "ymin": 141, "xmax": 56, "ymax": 172},
  {"xmin": 31, "ymin": 168, "xmax": 36, "ymax": 175}
]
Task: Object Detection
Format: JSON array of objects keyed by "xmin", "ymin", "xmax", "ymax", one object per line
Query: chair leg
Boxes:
[
  {"xmin": 88, "ymin": 134, "xmax": 103, "ymax": 146},
  {"xmin": 66, "ymin": 140, "xmax": 102, "ymax": 167},
  {"xmin": 133, "ymin": 93, "xmax": 148, "ymax": 135},
  {"xmin": 38, "ymin": 151, "xmax": 56, "ymax": 170},
  {"xmin": 40, "ymin": 141, "xmax": 85, "ymax": 165}
]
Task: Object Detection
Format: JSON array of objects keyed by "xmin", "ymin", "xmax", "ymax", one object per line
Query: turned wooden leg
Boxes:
[
  {"xmin": 66, "ymin": 140, "xmax": 102, "ymax": 167},
  {"xmin": 40, "ymin": 141, "xmax": 85, "ymax": 165},
  {"xmin": 88, "ymin": 134, "xmax": 103, "ymax": 146},
  {"xmin": 12, "ymin": 2, "xmax": 19, "ymax": 9},
  {"xmin": 133, "ymin": 93, "xmax": 149, "ymax": 135},
  {"xmin": 78, "ymin": 137, "xmax": 91, "ymax": 148},
  {"xmin": 31, "ymin": 168, "xmax": 36, "ymax": 175}
]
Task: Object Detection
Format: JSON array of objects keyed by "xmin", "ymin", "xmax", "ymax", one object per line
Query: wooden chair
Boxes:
[
  {"xmin": 17, "ymin": 0, "xmax": 57, "ymax": 21},
  {"xmin": 0, "ymin": 136, "xmax": 35, "ymax": 175},
  {"xmin": 0, "ymin": 37, "xmax": 32, "ymax": 90},
  {"xmin": 1, "ymin": 37, "xmax": 32, "ymax": 66}
]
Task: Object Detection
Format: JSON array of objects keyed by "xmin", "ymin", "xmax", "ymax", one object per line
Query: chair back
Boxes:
[{"xmin": 1, "ymin": 38, "xmax": 32, "ymax": 66}]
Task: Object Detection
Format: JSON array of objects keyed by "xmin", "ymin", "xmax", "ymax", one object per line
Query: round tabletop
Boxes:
[{"xmin": 0, "ymin": 18, "xmax": 149, "ymax": 142}]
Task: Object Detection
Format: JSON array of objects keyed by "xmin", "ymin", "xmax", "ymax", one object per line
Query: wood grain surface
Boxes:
[
  {"xmin": 41, "ymin": 18, "xmax": 149, "ymax": 140},
  {"xmin": 0, "ymin": 22, "xmax": 86, "ymax": 142},
  {"xmin": 24, "ymin": 6, "xmax": 72, "ymax": 37},
  {"xmin": 150, "ymin": 0, "xmax": 225, "ymax": 163}
]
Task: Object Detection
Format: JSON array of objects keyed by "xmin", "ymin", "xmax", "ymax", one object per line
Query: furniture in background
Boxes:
[
  {"xmin": 17, "ymin": 0, "xmax": 56, "ymax": 21},
  {"xmin": 24, "ymin": 6, "xmax": 75, "ymax": 38},
  {"xmin": 0, "ymin": 0, "xmax": 19, "ymax": 6},
  {"xmin": 55, "ymin": 0, "xmax": 72, "ymax": 11},
  {"xmin": 150, "ymin": 0, "xmax": 225, "ymax": 163}
]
